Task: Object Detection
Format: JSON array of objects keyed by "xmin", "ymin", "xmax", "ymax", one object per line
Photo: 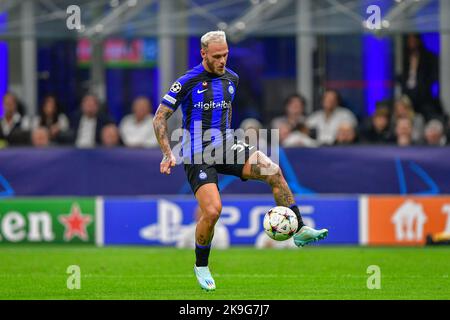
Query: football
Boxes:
[{"xmin": 263, "ymin": 206, "xmax": 298, "ymax": 241}]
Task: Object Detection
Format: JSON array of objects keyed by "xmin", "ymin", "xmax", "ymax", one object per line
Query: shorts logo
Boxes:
[
  {"xmin": 170, "ymin": 81, "xmax": 182, "ymax": 93},
  {"xmin": 228, "ymin": 85, "xmax": 234, "ymax": 95},
  {"xmin": 199, "ymin": 170, "xmax": 207, "ymax": 180}
]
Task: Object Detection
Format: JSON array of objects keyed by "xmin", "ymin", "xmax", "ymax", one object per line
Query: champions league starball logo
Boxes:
[{"xmin": 170, "ymin": 81, "xmax": 182, "ymax": 93}]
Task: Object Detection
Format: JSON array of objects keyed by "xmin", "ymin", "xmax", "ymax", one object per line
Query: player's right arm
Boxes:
[
  {"xmin": 153, "ymin": 104, "xmax": 177, "ymax": 175},
  {"xmin": 154, "ymin": 75, "xmax": 194, "ymax": 174}
]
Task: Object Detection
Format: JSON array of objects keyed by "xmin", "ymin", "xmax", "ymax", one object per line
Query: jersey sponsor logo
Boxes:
[
  {"xmin": 193, "ymin": 100, "xmax": 231, "ymax": 110},
  {"xmin": 163, "ymin": 94, "xmax": 177, "ymax": 105},
  {"xmin": 197, "ymin": 88, "xmax": 208, "ymax": 94},
  {"xmin": 170, "ymin": 81, "xmax": 182, "ymax": 93}
]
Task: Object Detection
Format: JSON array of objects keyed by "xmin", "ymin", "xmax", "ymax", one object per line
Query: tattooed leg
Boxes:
[{"xmin": 242, "ymin": 151, "xmax": 295, "ymax": 207}]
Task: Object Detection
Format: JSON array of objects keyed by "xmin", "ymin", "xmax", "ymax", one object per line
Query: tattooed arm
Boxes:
[{"xmin": 153, "ymin": 104, "xmax": 177, "ymax": 174}]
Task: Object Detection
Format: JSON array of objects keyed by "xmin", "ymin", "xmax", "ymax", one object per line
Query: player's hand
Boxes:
[{"xmin": 160, "ymin": 152, "xmax": 177, "ymax": 175}]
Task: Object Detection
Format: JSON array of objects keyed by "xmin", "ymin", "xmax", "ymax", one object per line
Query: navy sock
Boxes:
[
  {"xmin": 195, "ymin": 243, "xmax": 211, "ymax": 267},
  {"xmin": 289, "ymin": 205, "xmax": 305, "ymax": 232}
]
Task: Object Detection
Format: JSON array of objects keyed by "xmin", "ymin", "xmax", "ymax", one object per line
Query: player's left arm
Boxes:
[{"xmin": 228, "ymin": 73, "xmax": 238, "ymax": 128}]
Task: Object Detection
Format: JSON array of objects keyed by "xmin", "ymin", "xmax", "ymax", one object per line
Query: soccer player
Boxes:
[{"xmin": 153, "ymin": 30, "xmax": 328, "ymax": 291}]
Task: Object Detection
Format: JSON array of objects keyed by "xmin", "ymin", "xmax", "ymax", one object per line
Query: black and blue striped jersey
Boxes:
[{"xmin": 161, "ymin": 63, "xmax": 239, "ymax": 157}]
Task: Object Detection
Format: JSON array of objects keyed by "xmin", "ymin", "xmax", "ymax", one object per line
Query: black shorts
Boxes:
[{"xmin": 184, "ymin": 139, "xmax": 257, "ymax": 195}]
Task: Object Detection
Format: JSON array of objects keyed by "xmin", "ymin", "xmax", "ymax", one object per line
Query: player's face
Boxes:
[{"xmin": 201, "ymin": 41, "xmax": 229, "ymax": 75}]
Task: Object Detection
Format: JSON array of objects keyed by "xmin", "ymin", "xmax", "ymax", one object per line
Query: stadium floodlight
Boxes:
[
  {"xmin": 110, "ymin": 0, "xmax": 120, "ymax": 8},
  {"xmin": 84, "ymin": 0, "xmax": 152, "ymax": 38},
  {"xmin": 228, "ymin": 0, "xmax": 292, "ymax": 41}
]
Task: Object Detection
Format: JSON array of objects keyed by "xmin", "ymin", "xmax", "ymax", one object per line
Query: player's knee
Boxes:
[
  {"xmin": 264, "ymin": 162, "xmax": 282, "ymax": 185},
  {"xmin": 252, "ymin": 151, "xmax": 281, "ymax": 181},
  {"xmin": 202, "ymin": 202, "xmax": 222, "ymax": 224}
]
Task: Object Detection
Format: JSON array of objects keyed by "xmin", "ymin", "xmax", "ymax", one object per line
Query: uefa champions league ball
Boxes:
[{"xmin": 263, "ymin": 206, "xmax": 298, "ymax": 241}]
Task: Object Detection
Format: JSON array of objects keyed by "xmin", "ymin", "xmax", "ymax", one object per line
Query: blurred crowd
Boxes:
[
  {"xmin": 242, "ymin": 34, "xmax": 449, "ymax": 148},
  {"xmin": 1, "ymin": 34, "xmax": 447, "ymax": 149},
  {"xmin": 245, "ymin": 90, "xmax": 449, "ymax": 148},
  {"xmin": 0, "ymin": 93, "xmax": 157, "ymax": 148},
  {"xmin": 1, "ymin": 87, "xmax": 449, "ymax": 149}
]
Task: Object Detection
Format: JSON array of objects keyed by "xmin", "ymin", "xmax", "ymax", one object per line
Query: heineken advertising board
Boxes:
[{"xmin": 0, "ymin": 199, "xmax": 95, "ymax": 244}]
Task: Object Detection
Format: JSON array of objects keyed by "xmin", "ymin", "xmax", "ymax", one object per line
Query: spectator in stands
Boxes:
[
  {"xmin": 282, "ymin": 122, "xmax": 318, "ymax": 148},
  {"xmin": 239, "ymin": 118, "xmax": 267, "ymax": 151},
  {"xmin": 278, "ymin": 122, "xmax": 292, "ymax": 145},
  {"xmin": 71, "ymin": 94, "xmax": 114, "ymax": 148},
  {"xmin": 395, "ymin": 117, "xmax": 414, "ymax": 146},
  {"xmin": 306, "ymin": 89, "xmax": 357, "ymax": 145},
  {"xmin": 423, "ymin": 119, "xmax": 447, "ymax": 146},
  {"xmin": 176, "ymin": 206, "xmax": 229, "ymax": 249},
  {"xmin": 361, "ymin": 107, "xmax": 393, "ymax": 144},
  {"xmin": 31, "ymin": 127, "xmax": 51, "ymax": 147},
  {"xmin": 22, "ymin": 95, "xmax": 69, "ymax": 144},
  {"xmin": 119, "ymin": 96, "xmax": 158, "ymax": 148},
  {"xmin": 400, "ymin": 33, "xmax": 441, "ymax": 118},
  {"xmin": 391, "ymin": 95, "xmax": 424, "ymax": 143},
  {"xmin": 101, "ymin": 124, "xmax": 122, "ymax": 147},
  {"xmin": 0, "ymin": 93, "xmax": 25, "ymax": 145},
  {"xmin": 271, "ymin": 94, "xmax": 307, "ymax": 129},
  {"xmin": 334, "ymin": 122, "xmax": 358, "ymax": 145}
]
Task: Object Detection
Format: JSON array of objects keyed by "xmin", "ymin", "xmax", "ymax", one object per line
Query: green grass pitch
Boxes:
[{"xmin": 0, "ymin": 246, "xmax": 449, "ymax": 300}]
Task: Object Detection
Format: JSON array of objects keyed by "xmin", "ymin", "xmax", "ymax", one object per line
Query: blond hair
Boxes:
[
  {"xmin": 394, "ymin": 95, "xmax": 415, "ymax": 120},
  {"xmin": 200, "ymin": 30, "xmax": 227, "ymax": 50}
]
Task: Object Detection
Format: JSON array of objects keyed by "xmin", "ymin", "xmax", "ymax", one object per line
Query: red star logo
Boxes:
[{"xmin": 59, "ymin": 203, "xmax": 92, "ymax": 241}]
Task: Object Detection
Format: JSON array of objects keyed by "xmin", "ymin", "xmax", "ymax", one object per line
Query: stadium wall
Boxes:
[
  {"xmin": 1, "ymin": 147, "xmax": 450, "ymax": 196},
  {"xmin": 0, "ymin": 196, "xmax": 449, "ymax": 246}
]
